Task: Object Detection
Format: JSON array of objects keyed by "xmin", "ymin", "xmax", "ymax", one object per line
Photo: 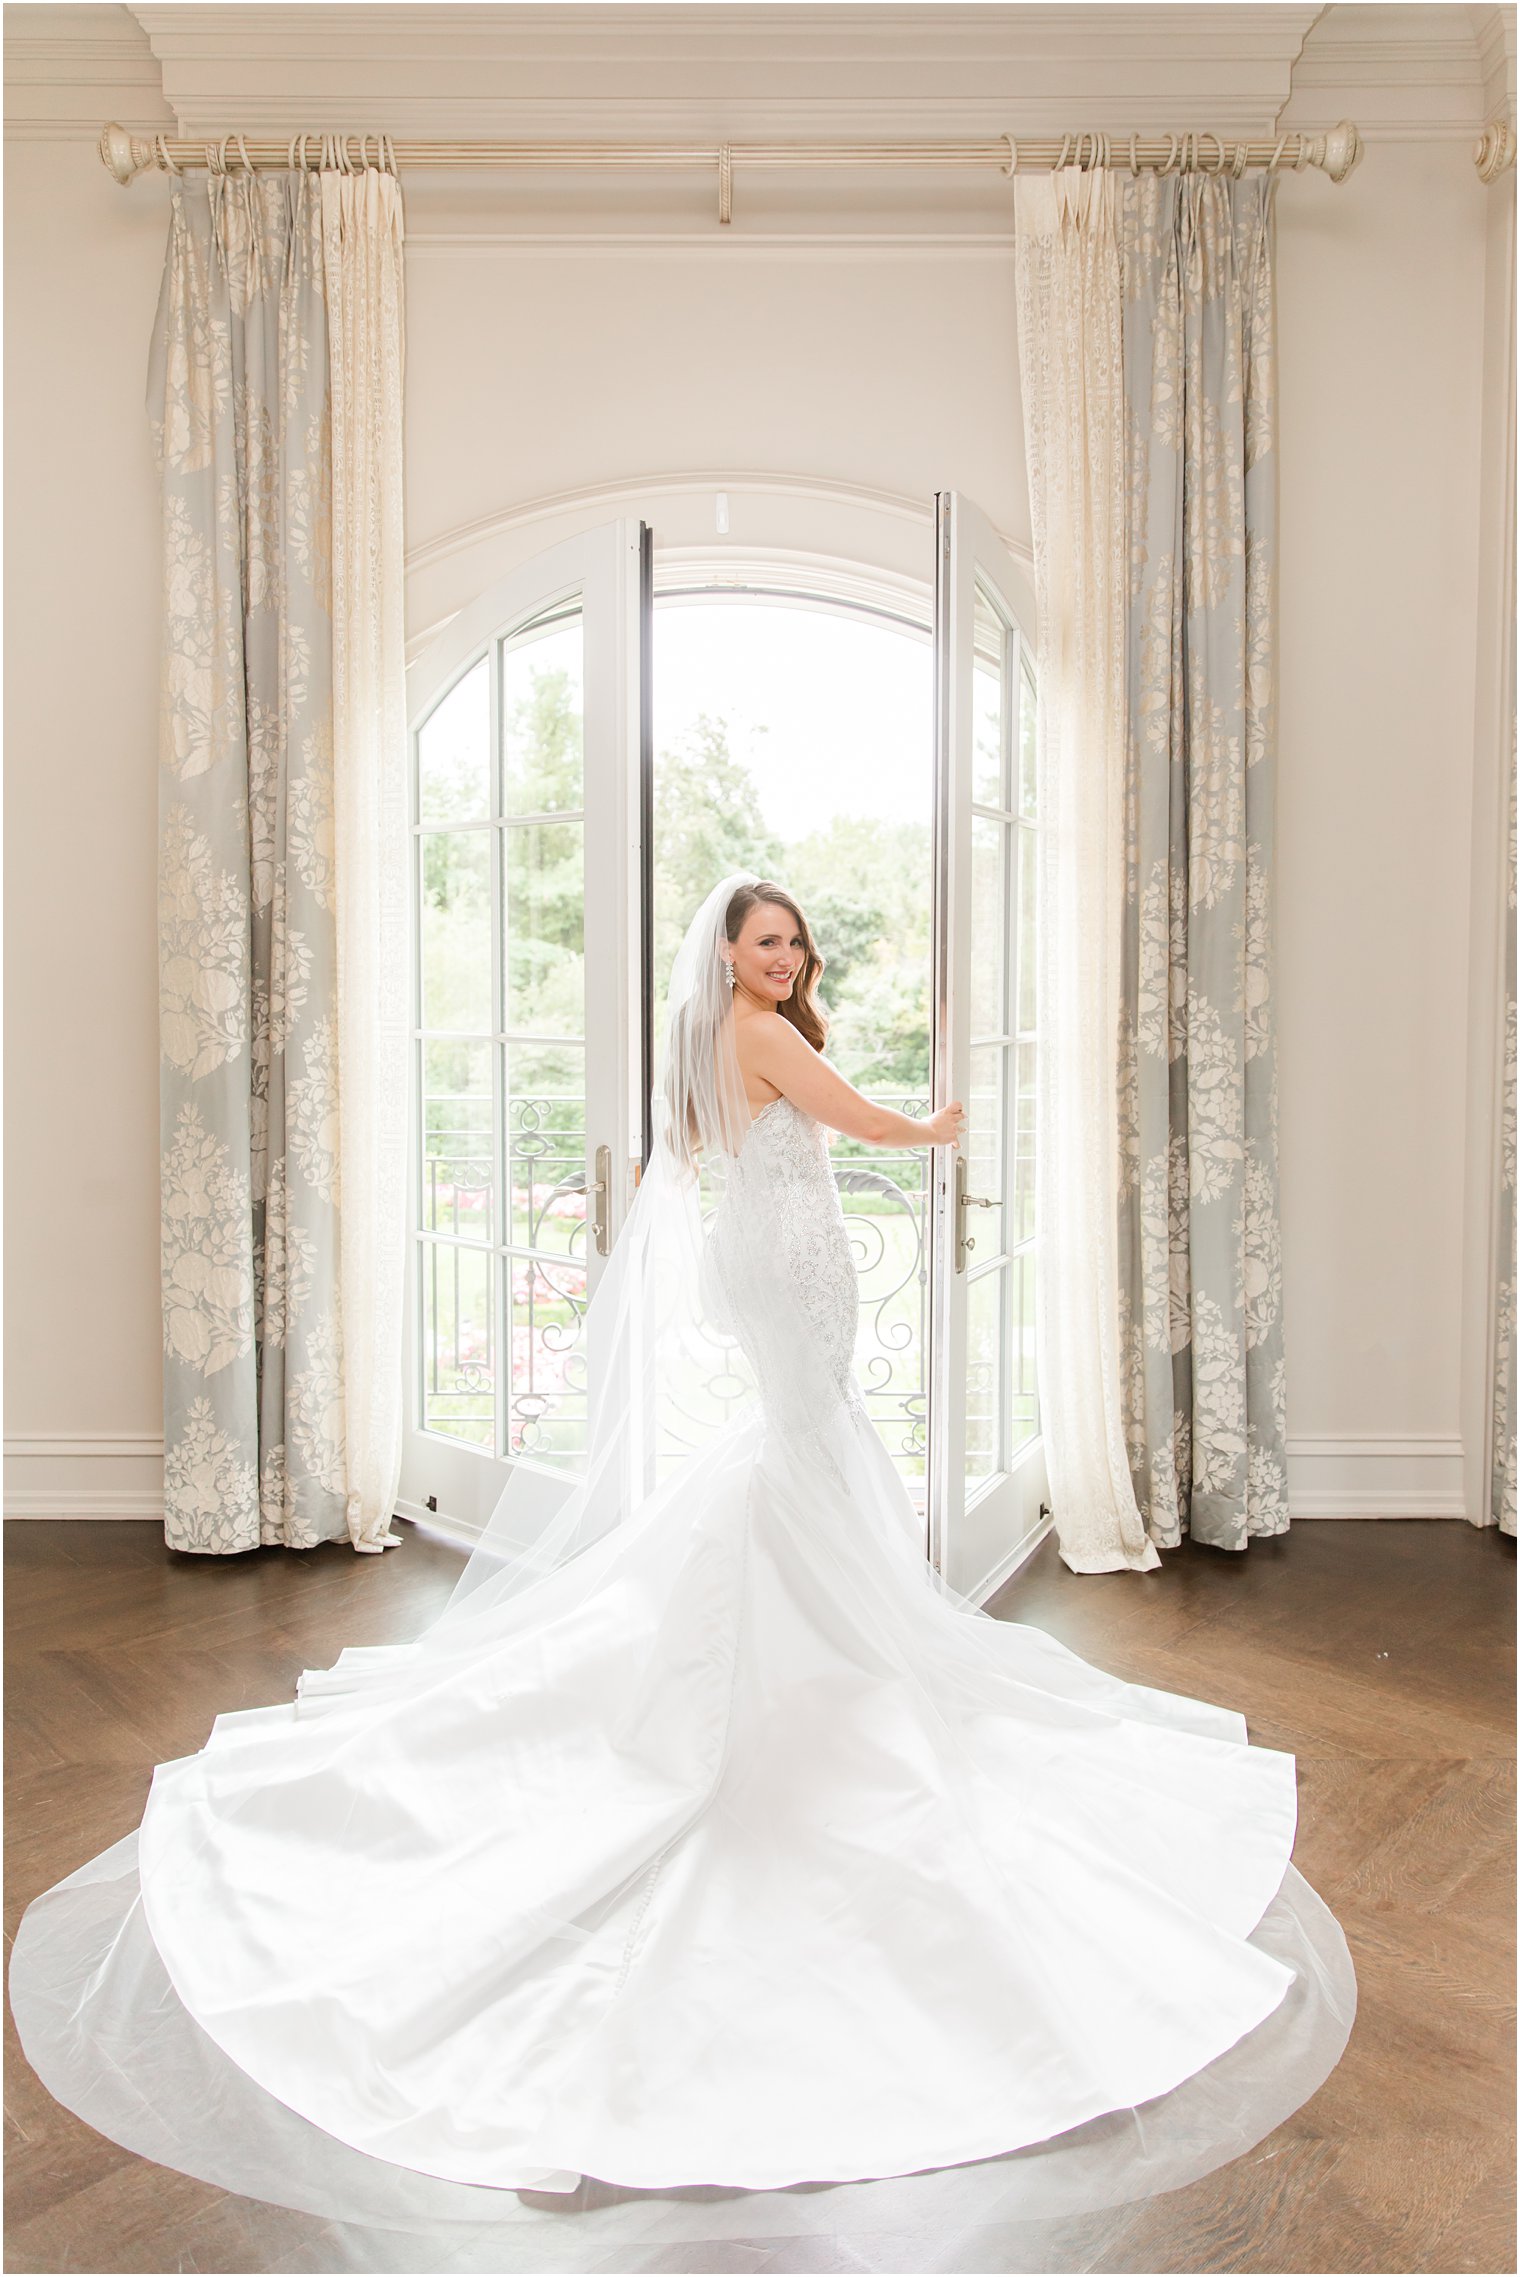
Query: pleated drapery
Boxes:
[
  {"xmin": 1014, "ymin": 164, "xmax": 1291, "ymax": 1567},
  {"xmin": 151, "ymin": 167, "xmax": 406, "ymax": 1554},
  {"xmin": 1014, "ymin": 170, "xmax": 1161, "ymax": 1574},
  {"xmin": 1116, "ymin": 170, "xmax": 1291, "ymax": 1555},
  {"xmin": 322, "ymin": 169, "xmax": 409, "ymax": 1554}
]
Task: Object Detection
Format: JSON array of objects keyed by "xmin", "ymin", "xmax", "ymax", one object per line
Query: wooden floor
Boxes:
[{"xmin": 4, "ymin": 1516, "xmax": 1514, "ymax": 2275}]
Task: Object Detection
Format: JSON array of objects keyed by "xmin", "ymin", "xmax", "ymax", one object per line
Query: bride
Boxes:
[{"xmin": 9, "ymin": 871, "xmax": 1354, "ymax": 2253}]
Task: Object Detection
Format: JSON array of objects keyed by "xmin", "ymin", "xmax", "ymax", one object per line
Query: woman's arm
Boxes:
[{"xmin": 743, "ymin": 1016, "xmax": 963, "ymax": 1149}]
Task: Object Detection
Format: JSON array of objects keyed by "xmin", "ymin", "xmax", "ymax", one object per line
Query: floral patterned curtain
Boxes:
[
  {"xmin": 151, "ymin": 172, "xmax": 347, "ymax": 1552},
  {"xmin": 1116, "ymin": 170, "xmax": 1290, "ymax": 1554}
]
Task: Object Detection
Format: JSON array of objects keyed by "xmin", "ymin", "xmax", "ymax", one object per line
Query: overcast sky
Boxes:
[{"xmin": 654, "ymin": 599, "xmax": 932, "ymax": 836}]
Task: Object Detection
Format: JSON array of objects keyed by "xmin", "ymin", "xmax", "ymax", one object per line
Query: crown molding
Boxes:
[
  {"xmin": 4, "ymin": 2, "xmax": 173, "ymax": 132},
  {"xmin": 1280, "ymin": 2, "xmax": 1496, "ymax": 134},
  {"xmin": 128, "ymin": 2, "xmax": 1325, "ymax": 141},
  {"xmin": 5, "ymin": 2, "xmax": 1501, "ymax": 156},
  {"xmin": 1470, "ymin": 1, "xmax": 1517, "ymax": 124}
]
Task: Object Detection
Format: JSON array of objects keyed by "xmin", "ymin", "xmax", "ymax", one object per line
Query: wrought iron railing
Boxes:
[{"xmin": 419, "ymin": 1090, "xmax": 932, "ymax": 1477}]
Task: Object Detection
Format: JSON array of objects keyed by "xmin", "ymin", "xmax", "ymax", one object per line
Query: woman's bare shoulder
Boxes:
[{"xmin": 731, "ymin": 1006, "xmax": 792, "ymax": 1106}]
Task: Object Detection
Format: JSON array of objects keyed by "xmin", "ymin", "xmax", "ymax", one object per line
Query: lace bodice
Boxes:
[{"xmin": 702, "ymin": 1095, "xmax": 864, "ymax": 1424}]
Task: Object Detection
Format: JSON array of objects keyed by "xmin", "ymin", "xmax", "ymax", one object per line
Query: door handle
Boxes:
[
  {"xmin": 590, "ymin": 1144, "xmax": 612, "ymax": 1258},
  {"xmin": 954, "ymin": 1153, "xmax": 996, "ymax": 1273}
]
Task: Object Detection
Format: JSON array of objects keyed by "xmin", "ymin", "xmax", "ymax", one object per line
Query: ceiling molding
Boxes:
[
  {"xmin": 130, "ymin": 1, "xmax": 1325, "ymax": 140},
  {"xmin": 1470, "ymin": 2, "xmax": 1517, "ymax": 125},
  {"xmin": 1280, "ymin": 2, "xmax": 1494, "ymax": 133},
  {"xmin": 6, "ymin": 2, "xmax": 1499, "ymax": 155},
  {"xmin": 3, "ymin": 2, "xmax": 172, "ymax": 131}
]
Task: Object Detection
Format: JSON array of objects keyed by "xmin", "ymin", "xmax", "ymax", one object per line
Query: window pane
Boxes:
[
  {"xmin": 1014, "ymin": 1038, "xmax": 1037, "ymax": 1246},
  {"xmin": 504, "ymin": 822, "xmax": 585, "ymax": 1039},
  {"xmin": 420, "ymin": 831, "xmax": 492, "ymax": 1034},
  {"xmin": 421, "ymin": 1040, "xmax": 493, "ymax": 1241},
  {"xmin": 968, "ymin": 1043, "xmax": 1007, "ymax": 1256},
  {"xmin": 506, "ymin": 1041, "xmax": 586, "ymax": 1254},
  {"xmin": 507, "ymin": 1255, "xmax": 588, "ymax": 1462},
  {"xmin": 1019, "ymin": 666, "xmax": 1038, "ymax": 820},
  {"xmin": 418, "ymin": 656, "xmax": 490, "ymax": 827},
  {"xmin": 965, "ymin": 1265, "xmax": 1005, "ymax": 1483},
  {"xmin": 970, "ymin": 815, "xmax": 1007, "ymax": 1041},
  {"xmin": 972, "ymin": 578, "xmax": 1007, "ymax": 810},
  {"xmin": 421, "ymin": 1242, "xmax": 494, "ymax": 1447},
  {"xmin": 1016, "ymin": 821, "xmax": 1037, "ymax": 1037},
  {"xmin": 503, "ymin": 614, "xmax": 584, "ymax": 817},
  {"xmin": 1010, "ymin": 1249, "xmax": 1038, "ymax": 1453}
]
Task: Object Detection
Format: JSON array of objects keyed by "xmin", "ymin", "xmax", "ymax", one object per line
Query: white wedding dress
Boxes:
[{"xmin": 9, "ymin": 880, "xmax": 1355, "ymax": 2267}]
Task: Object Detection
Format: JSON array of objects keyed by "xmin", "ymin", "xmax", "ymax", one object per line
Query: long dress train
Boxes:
[{"xmin": 9, "ymin": 1091, "xmax": 1355, "ymax": 2262}]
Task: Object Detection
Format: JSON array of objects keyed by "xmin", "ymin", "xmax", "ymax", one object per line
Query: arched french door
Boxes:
[{"xmin": 400, "ymin": 502, "xmax": 1046, "ymax": 1601}]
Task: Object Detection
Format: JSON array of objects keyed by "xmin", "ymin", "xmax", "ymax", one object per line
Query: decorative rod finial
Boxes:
[
  {"xmin": 99, "ymin": 122, "xmax": 153, "ymax": 185},
  {"xmin": 1319, "ymin": 121, "xmax": 1363, "ymax": 184},
  {"xmin": 1476, "ymin": 120, "xmax": 1516, "ymax": 183}
]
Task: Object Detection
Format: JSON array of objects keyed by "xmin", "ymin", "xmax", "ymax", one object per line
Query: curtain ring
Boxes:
[
  {"xmin": 155, "ymin": 132, "xmax": 181, "ymax": 177},
  {"xmin": 1159, "ymin": 133, "xmax": 1177, "ymax": 174},
  {"xmin": 383, "ymin": 132, "xmax": 397, "ymax": 177},
  {"xmin": 1230, "ymin": 139, "xmax": 1249, "ymax": 178},
  {"xmin": 1202, "ymin": 130, "xmax": 1225, "ymax": 174},
  {"xmin": 1055, "ymin": 131, "xmax": 1072, "ymax": 169},
  {"xmin": 1128, "ymin": 131, "xmax": 1140, "ymax": 175},
  {"xmin": 1002, "ymin": 133, "xmax": 1018, "ymax": 177},
  {"xmin": 235, "ymin": 133, "xmax": 252, "ymax": 175},
  {"xmin": 1097, "ymin": 131, "xmax": 1111, "ymax": 169},
  {"xmin": 1266, "ymin": 134, "xmax": 1288, "ymax": 174},
  {"xmin": 207, "ymin": 135, "xmax": 226, "ymax": 176}
]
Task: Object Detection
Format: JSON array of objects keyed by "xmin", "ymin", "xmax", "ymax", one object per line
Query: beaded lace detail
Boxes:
[{"xmin": 703, "ymin": 1098, "xmax": 866, "ymax": 1434}]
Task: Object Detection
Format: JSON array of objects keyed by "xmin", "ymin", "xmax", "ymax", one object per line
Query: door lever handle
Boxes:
[
  {"xmin": 954, "ymin": 1154, "xmax": 996, "ymax": 1274},
  {"xmin": 590, "ymin": 1144, "xmax": 612, "ymax": 1258}
]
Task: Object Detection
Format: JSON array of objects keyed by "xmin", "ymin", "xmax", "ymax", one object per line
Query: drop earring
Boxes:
[{"xmin": 722, "ymin": 959, "xmax": 736, "ymax": 990}]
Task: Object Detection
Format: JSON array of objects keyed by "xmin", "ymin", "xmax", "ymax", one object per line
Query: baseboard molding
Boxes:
[
  {"xmin": 5, "ymin": 1434, "xmax": 165, "ymax": 1520},
  {"xmin": 7, "ymin": 1435, "xmax": 1472, "ymax": 1524},
  {"xmin": 1286, "ymin": 1434, "xmax": 1467, "ymax": 1519}
]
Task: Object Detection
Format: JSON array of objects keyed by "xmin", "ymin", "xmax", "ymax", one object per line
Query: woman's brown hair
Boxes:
[{"xmin": 724, "ymin": 880, "xmax": 829, "ymax": 1053}]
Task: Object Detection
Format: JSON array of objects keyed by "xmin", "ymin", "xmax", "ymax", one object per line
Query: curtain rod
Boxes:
[{"xmin": 100, "ymin": 121, "xmax": 1368, "ymax": 223}]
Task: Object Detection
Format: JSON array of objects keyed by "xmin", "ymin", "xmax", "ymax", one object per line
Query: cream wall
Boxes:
[
  {"xmin": 4, "ymin": 131, "xmax": 173, "ymax": 1515},
  {"xmin": 4, "ymin": 16, "xmax": 1511, "ymax": 1525},
  {"xmin": 1275, "ymin": 138, "xmax": 1493, "ymax": 1515}
]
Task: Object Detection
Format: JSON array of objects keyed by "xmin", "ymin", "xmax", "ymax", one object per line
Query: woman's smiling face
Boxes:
[{"xmin": 728, "ymin": 901, "xmax": 805, "ymax": 1005}]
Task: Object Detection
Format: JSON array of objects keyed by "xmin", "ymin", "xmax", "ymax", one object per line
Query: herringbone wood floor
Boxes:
[{"xmin": 4, "ymin": 1516, "xmax": 1514, "ymax": 2275}]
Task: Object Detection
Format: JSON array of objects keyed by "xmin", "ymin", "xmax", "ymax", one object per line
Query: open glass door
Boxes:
[
  {"xmin": 928, "ymin": 491, "xmax": 1049, "ymax": 1600},
  {"xmin": 399, "ymin": 521, "xmax": 647, "ymax": 1532}
]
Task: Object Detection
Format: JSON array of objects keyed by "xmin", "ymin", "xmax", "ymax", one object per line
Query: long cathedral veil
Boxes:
[
  {"xmin": 7, "ymin": 871, "xmax": 1358, "ymax": 2262},
  {"xmin": 295, "ymin": 866, "xmax": 903, "ymax": 1703}
]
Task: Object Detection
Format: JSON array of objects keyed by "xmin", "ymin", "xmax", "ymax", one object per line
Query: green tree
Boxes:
[{"xmin": 652, "ymin": 714, "xmax": 785, "ymax": 1000}]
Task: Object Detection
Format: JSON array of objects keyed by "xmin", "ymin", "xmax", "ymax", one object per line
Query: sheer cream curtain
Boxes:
[
  {"xmin": 1014, "ymin": 170, "xmax": 1160, "ymax": 1573},
  {"xmin": 322, "ymin": 168, "xmax": 409, "ymax": 1553}
]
